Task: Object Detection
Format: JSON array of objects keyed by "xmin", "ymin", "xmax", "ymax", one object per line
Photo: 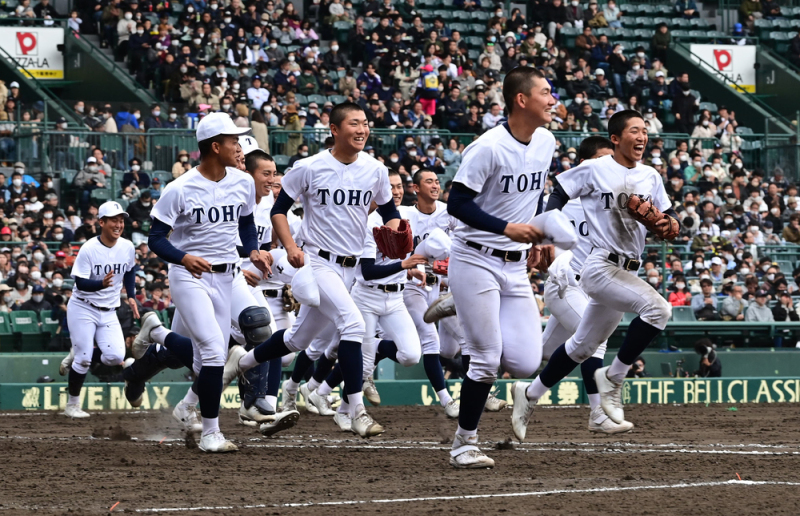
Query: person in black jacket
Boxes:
[
  {"xmin": 694, "ymin": 339, "xmax": 722, "ymax": 377},
  {"xmin": 442, "ymin": 86, "xmax": 466, "ymax": 131},
  {"xmin": 672, "ymin": 82, "xmax": 699, "ymax": 134}
]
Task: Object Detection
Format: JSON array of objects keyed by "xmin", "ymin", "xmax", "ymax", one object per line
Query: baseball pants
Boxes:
[
  {"xmin": 448, "ymin": 240, "xmax": 543, "ymax": 384},
  {"xmin": 305, "ymin": 328, "xmax": 338, "ymax": 361},
  {"xmin": 565, "ymin": 249, "xmax": 672, "ymax": 362},
  {"xmin": 438, "ymin": 312, "xmax": 467, "ymax": 359},
  {"xmin": 353, "ymin": 282, "xmax": 421, "ymax": 380},
  {"xmin": 169, "ymin": 266, "xmax": 235, "ymax": 374},
  {"xmin": 67, "ymin": 298, "xmax": 125, "ymax": 374},
  {"xmin": 542, "ymin": 279, "xmax": 606, "ymax": 361},
  {"xmin": 403, "ymin": 284, "xmax": 442, "ymax": 355},
  {"xmin": 283, "ymin": 253, "xmax": 365, "ymax": 352}
]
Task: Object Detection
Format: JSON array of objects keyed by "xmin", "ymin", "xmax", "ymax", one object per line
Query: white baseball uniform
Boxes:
[
  {"xmin": 401, "ymin": 202, "xmax": 462, "ymax": 358},
  {"xmin": 541, "ymin": 198, "xmax": 607, "ymax": 361},
  {"xmin": 151, "ymin": 166, "xmax": 255, "ymax": 373},
  {"xmin": 355, "ymin": 210, "xmax": 421, "ymax": 380},
  {"xmin": 68, "ymin": 236, "xmax": 136, "ymax": 374},
  {"xmin": 449, "ymin": 124, "xmax": 554, "ymax": 383},
  {"xmin": 279, "ymin": 150, "xmax": 392, "ymax": 353},
  {"xmin": 555, "ymin": 154, "xmax": 673, "ymax": 362}
]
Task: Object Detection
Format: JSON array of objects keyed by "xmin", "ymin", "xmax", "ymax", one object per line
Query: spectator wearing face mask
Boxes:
[
  {"xmin": 692, "ymin": 278, "xmax": 719, "ymax": 320},
  {"xmin": 668, "ymin": 276, "xmax": 692, "ymax": 306},
  {"xmin": 691, "ymin": 223, "xmax": 715, "ymax": 252},
  {"xmin": 8, "ymin": 276, "xmax": 31, "ymax": 308},
  {"xmin": 122, "ymin": 158, "xmax": 151, "ymax": 190},
  {"xmin": 646, "ymin": 269, "xmax": 662, "ymax": 290},
  {"xmin": 746, "ymin": 289, "xmax": 774, "ymax": 322},
  {"xmin": 73, "ymin": 157, "xmax": 106, "ymax": 211},
  {"xmin": 0, "ymin": 284, "xmax": 11, "ymax": 313},
  {"xmin": 126, "ymin": 190, "xmax": 153, "ymax": 240},
  {"xmin": 172, "ymin": 149, "xmax": 191, "ymax": 178},
  {"xmin": 762, "ymin": 220, "xmax": 781, "ymax": 244},
  {"xmin": 288, "ymin": 144, "xmax": 310, "ymax": 168},
  {"xmin": 783, "ymin": 214, "xmax": 800, "ymax": 244},
  {"xmin": 18, "ymin": 284, "xmax": 51, "ymax": 315},
  {"xmin": 8, "ymin": 171, "xmax": 30, "ymax": 200}
]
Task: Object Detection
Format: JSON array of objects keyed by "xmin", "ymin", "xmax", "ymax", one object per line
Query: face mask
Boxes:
[
  {"xmin": 237, "ymin": 42, "xmax": 245, "ymax": 49},
  {"xmin": 193, "ymin": 37, "xmax": 203, "ymax": 45},
  {"xmin": 671, "ymin": 180, "xmax": 680, "ymax": 187},
  {"xmin": 137, "ymin": 29, "xmax": 144, "ymax": 35},
  {"xmin": 724, "ymin": 218, "xmax": 733, "ymax": 225},
  {"xmin": 676, "ymin": 282, "xmax": 686, "ymax": 290},
  {"xmin": 686, "ymin": 206, "xmax": 695, "ymax": 214},
  {"xmin": 12, "ymin": 179, "xmax": 22, "ymax": 187},
  {"xmin": 264, "ymin": 106, "xmax": 273, "ymax": 113},
  {"xmin": 88, "ymin": 165, "xmax": 100, "ymax": 173},
  {"xmin": 727, "ymin": 198, "xmax": 736, "ymax": 205},
  {"xmin": 409, "ymin": 151, "xmax": 417, "ymax": 157},
  {"xmin": 693, "ymin": 161, "xmax": 702, "ymax": 168},
  {"xmin": 767, "ymin": 273, "xmax": 775, "ymax": 281},
  {"xmin": 389, "ymin": 157, "xmax": 399, "ymax": 163},
  {"xmin": 180, "ymin": 156, "xmax": 188, "ymax": 162},
  {"xmin": 145, "ymin": 274, "xmax": 154, "ymax": 283},
  {"xmin": 568, "ymin": 152, "xmax": 576, "ymax": 160},
  {"xmin": 134, "ymin": 113, "xmax": 141, "ymax": 119},
  {"xmin": 140, "ymin": 201, "xmax": 151, "ymax": 207},
  {"xmin": 16, "ymin": 282, "xmax": 25, "ymax": 290},
  {"xmin": 125, "ymin": 12, "xmax": 133, "ymax": 19},
  {"xmin": 771, "ymin": 208, "xmax": 780, "ymax": 216},
  {"xmin": 53, "ymin": 233, "xmax": 63, "ymax": 240},
  {"xmin": 300, "ymin": 151, "xmax": 309, "ymax": 157},
  {"xmin": 651, "ymin": 151, "xmax": 661, "ymax": 159},
  {"xmin": 33, "ymin": 252, "xmax": 44, "ymax": 262},
  {"xmin": 427, "ymin": 150, "xmax": 436, "ymax": 158},
  {"xmin": 683, "ymin": 90, "xmax": 691, "ymax": 96},
  {"xmin": 31, "ymin": 294, "xmax": 43, "ymax": 303},
  {"xmin": 180, "ymin": 65, "xmax": 188, "ymax": 73},
  {"xmin": 288, "ymin": 55, "xmax": 295, "ymax": 62},
  {"xmin": 648, "ymin": 277, "xmax": 659, "ymax": 285},
  {"xmin": 31, "ymin": 270, "xmax": 42, "ymax": 281},
  {"xmin": 704, "ymin": 170, "xmax": 714, "ymax": 178},
  {"xmin": 724, "ymin": 189, "xmax": 732, "ymax": 195},
  {"xmin": 700, "ymin": 274, "xmax": 710, "ymax": 280},
  {"xmin": 700, "ymin": 228, "xmax": 709, "ymax": 234},
  {"xmin": 574, "ymin": 97, "xmax": 583, "ymax": 105},
  {"xmin": 270, "ymin": 42, "xmax": 278, "ymax": 49},
  {"xmin": 222, "ymin": 104, "xmax": 231, "ymax": 111},
  {"xmin": 169, "ymin": 113, "xmax": 178, "ymax": 120},
  {"xmin": 232, "ymin": 84, "xmax": 240, "ymax": 91},
  {"xmin": 11, "ymin": 253, "xmax": 20, "ymax": 260}
]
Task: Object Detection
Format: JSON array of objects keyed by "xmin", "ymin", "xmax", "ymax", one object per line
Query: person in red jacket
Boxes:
[{"xmin": 668, "ymin": 276, "xmax": 692, "ymax": 306}]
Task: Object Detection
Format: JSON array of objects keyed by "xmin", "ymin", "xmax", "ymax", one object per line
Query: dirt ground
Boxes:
[{"xmin": 1, "ymin": 402, "xmax": 800, "ymax": 515}]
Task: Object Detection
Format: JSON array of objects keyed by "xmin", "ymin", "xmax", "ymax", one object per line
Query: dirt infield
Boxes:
[{"xmin": 2, "ymin": 402, "xmax": 800, "ymax": 515}]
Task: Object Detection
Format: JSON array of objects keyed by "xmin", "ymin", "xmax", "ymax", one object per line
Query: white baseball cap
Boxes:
[
  {"xmin": 9, "ymin": 81, "xmax": 19, "ymax": 88},
  {"xmin": 98, "ymin": 201, "xmax": 129, "ymax": 219},
  {"xmin": 196, "ymin": 112, "xmax": 249, "ymax": 142},
  {"xmin": 238, "ymin": 135, "xmax": 264, "ymax": 156}
]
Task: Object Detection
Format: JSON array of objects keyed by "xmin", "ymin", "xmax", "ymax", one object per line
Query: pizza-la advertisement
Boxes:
[
  {"xmin": 0, "ymin": 27, "xmax": 64, "ymax": 79},
  {"xmin": 690, "ymin": 43, "xmax": 756, "ymax": 93}
]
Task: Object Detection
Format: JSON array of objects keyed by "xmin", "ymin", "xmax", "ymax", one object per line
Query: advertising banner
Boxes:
[
  {"xmin": 0, "ymin": 27, "xmax": 64, "ymax": 79},
  {"xmin": 689, "ymin": 43, "xmax": 756, "ymax": 93}
]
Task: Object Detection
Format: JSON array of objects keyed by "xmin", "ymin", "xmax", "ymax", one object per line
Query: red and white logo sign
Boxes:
[
  {"xmin": 713, "ymin": 49, "xmax": 732, "ymax": 71},
  {"xmin": 15, "ymin": 32, "xmax": 37, "ymax": 56}
]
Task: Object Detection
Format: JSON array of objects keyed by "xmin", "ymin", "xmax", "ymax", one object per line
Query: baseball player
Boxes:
[
  {"xmin": 59, "ymin": 201, "xmax": 138, "ymax": 418},
  {"xmin": 232, "ymin": 102, "xmax": 403, "ymax": 438},
  {"xmin": 511, "ymin": 110, "xmax": 679, "ymax": 442},
  {"xmin": 146, "ymin": 112, "xmax": 270, "ymax": 452},
  {"xmin": 445, "ymin": 67, "xmax": 557, "ymax": 469},
  {"xmin": 539, "ymin": 135, "xmax": 633, "ymax": 434}
]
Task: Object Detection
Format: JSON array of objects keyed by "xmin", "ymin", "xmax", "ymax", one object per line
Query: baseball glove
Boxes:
[
  {"xmin": 626, "ymin": 195, "xmax": 680, "ymax": 241},
  {"xmin": 433, "ymin": 258, "xmax": 449, "ymax": 276},
  {"xmin": 373, "ymin": 219, "xmax": 413, "ymax": 259},
  {"xmin": 282, "ymin": 285, "xmax": 300, "ymax": 313}
]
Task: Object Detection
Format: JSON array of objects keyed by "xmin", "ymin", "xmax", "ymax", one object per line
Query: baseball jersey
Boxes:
[
  {"xmin": 150, "ymin": 167, "xmax": 256, "ymax": 264},
  {"xmin": 562, "ymin": 198, "xmax": 590, "ymax": 275},
  {"xmin": 238, "ymin": 192, "xmax": 282, "ymax": 290},
  {"xmin": 451, "ymin": 124, "xmax": 555, "ymax": 251},
  {"xmin": 71, "ymin": 236, "xmax": 136, "ymax": 309},
  {"xmin": 281, "ymin": 150, "xmax": 392, "ymax": 257},
  {"xmin": 556, "ymin": 154, "xmax": 671, "ymax": 258},
  {"xmin": 356, "ymin": 211, "xmax": 406, "ymax": 287},
  {"xmin": 404, "ymin": 201, "xmax": 458, "ymax": 251}
]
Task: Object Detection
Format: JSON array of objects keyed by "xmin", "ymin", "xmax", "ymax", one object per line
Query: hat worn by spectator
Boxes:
[
  {"xmin": 0, "ymin": 227, "xmax": 10, "ymax": 235},
  {"xmin": 9, "ymin": 81, "xmax": 19, "ymax": 88},
  {"xmin": 0, "ymin": 284, "xmax": 11, "ymax": 292},
  {"xmin": 57, "ymin": 116, "xmax": 67, "ymax": 123},
  {"xmin": 711, "ymin": 256, "xmax": 722, "ymax": 266},
  {"xmin": 13, "ymin": 161, "xmax": 25, "ymax": 169},
  {"xmin": 32, "ymin": 285, "xmax": 44, "ymax": 293},
  {"xmin": 655, "ymin": 71, "xmax": 665, "ymax": 77},
  {"xmin": 195, "ymin": 112, "xmax": 250, "ymax": 142},
  {"xmin": 594, "ymin": 68, "xmax": 605, "ymax": 76},
  {"xmin": 756, "ymin": 289, "xmax": 768, "ymax": 297},
  {"xmin": 55, "ymin": 251, "xmax": 66, "ymax": 258},
  {"xmin": 651, "ymin": 157, "xmax": 663, "ymax": 166},
  {"xmin": 86, "ymin": 156, "xmax": 97, "ymax": 164},
  {"xmin": 152, "ymin": 177, "xmax": 161, "ymax": 184}
]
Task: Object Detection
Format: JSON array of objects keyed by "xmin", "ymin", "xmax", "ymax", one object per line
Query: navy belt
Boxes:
[
  {"xmin": 368, "ymin": 283, "xmax": 405, "ymax": 292},
  {"xmin": 318, "ymin": 250, "xmax": 359, "ymax": 268},
  {"xmin": 465, "ymin": 240, "xmax": 528, "ymax": 262},
  {"xmin": 211, "ymin": 263, "xmax": 238, "ymax": 273}
]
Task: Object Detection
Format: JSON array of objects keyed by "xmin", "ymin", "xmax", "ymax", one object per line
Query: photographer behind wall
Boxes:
[{"xmin": 694, "ymin": 338, "xmax": 722, "ymax": 378}]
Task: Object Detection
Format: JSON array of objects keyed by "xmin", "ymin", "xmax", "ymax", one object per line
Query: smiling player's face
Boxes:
[
  {"xmin": 614, "ymin": 116, "xmax": 648, "ymax": 165},
  {"xmin": 389, "ymin": 174, "xmax": 404, "ymax": 206},
  {"xmin": 251, "ymin": 158, "xmax": 276, "ymax": 198},
  {"xmin": 100, "ymin": 214, "xmax": 125, "ymax": 242},
  {"xmin": 413, "ymin": 171, "xmax": 440, "ymax": 202},
  {"xmin": 517, "ymin": 76, "xmax": 556, "ymax": 127},
  {"xmin": 332, "ymin": 109, "xmax": 370, "ymax": 154}
]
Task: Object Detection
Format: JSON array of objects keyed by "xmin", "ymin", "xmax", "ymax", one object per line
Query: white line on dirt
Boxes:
[{"xmin": 132, "ymin": 480, "xmax": 800, "ymax": 513}]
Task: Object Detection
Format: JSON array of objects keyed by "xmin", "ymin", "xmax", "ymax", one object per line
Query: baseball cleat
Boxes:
[
  {"xmin": 363, "ymin": 376, "xmax": 381, "ymax": 406},
  {"xmin": 444, "ymin": 399, "xmax": 460, "ymax": 419},
  {"xmin": 238, "ymin": 402, "xmax": 274, "ymax": 426},
  {"xmin": 588, "ymin": 407, "xmax": 634, "ymax": 434},
  {"xmin": 333, "ymin": 411, "xmax": 352, "ymax": 432},
  {"xmin": 423, "ymin": 292, "xmax": 457, "ymax": 323},
  {"xmin": 351, "ymin": 405, "xmax": 385, "ymax": 437},
  {"xmin": 123, "ymin": 358, "xmax": 144, "ymax": 408},
  {"xmin": 299, "ymin": 383, "xmax": 319, "ymax": 415},
  {"xmin": 510, "ymin": 381, "xmax": 535, "ymax": 442},
  {"xmin": 59, "ymin": 348, "xmax": 74, "ymax": 376},
  {"xmin": 198, "ymin": 431, "xmax": 238, "ymax": 453},
  {"xmin": 595, "ymin": 366, "xmax": 625, "ymax": 424},
  {"xmin": 308, "ymin": 389, "xmax": 336, "ymax": 416},
  {"xmin": 173, "ymin": 400, "xmax": 202, "ymax": 434},
  {"xmin": 61, "ymin": 403, "xmax": 90, "ymax": 418},
  {"xmin": 449, "ymin": 433, "xmax": 494, "ymax": 469},
  {"xmin": 280, "ymin": 380, "xmax": 298, "ymax": 412},
  {"xmin": 260, "ymin": 409, "xmax": 300, "ymax": 437},
  {"xmin": 222, "ymin": 345, "xmax": 247, "ymax": 390},
  {"xmin": 132, "ymin": 311, "xmax": 161, "ymax": 359},
  {"xmin": 484, "ymin": 391, "xmax": 508, "ymax": 412}
]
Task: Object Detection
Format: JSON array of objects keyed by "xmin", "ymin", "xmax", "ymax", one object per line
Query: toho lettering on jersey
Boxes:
[
  {"xmin": 151, "ymin": 166, "xmax": 256, "ymax": 264},
  {"xmin": 556, "ymin": 154, "xmax": 671, "ymax": 258},
  {"xmin": 562, "ymin": 199, "xmax": 590, "ymax": 275},
  {"xmin": 71, "ymin": 237, "xmax": 136, "ymax": 308},
  {"xmin": 453, "ymin": 125, "xmax": 555, "ymax": 251},
  {"xmin": 283, "ymin": 150, "xmax": 392, "ymax": 257}
]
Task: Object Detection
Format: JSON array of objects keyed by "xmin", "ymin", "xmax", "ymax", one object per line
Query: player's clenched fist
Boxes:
[
  {"xmin": 287, "ymin": 245, "xmax": 305, "ymax": 268},
  {"xmin": 250, "ymin": 249, "xmax": 272, "ymax": 276},
  {"xmin": 102, "ymin": 271, "xmax": 114, "ymax": 288},
  {"xmin": 181, "ymin": 254, "xmax": 212, "ymax": 278},
  {"xmin": 504, "ymin": 223, "xmax": 544, "ymax": 244}
]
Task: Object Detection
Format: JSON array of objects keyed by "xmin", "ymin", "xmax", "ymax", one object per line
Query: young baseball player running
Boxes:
[
  {"xmin": 539, "ymin": 135, "xmax": 633, "ymax": 434},
  {"xmin": 445, "ymin": 67, "xmax": 556, "ymax": 468},
  {"xmin": 232, "ymin": 102, "xmax": 403, "ymax": 437},
  {"xmin": 60, "ymin": 201, "xmax": 138, "ymax": 418},
  {"xmin": 146, "ymin": 113, "xmax": 270, "ymax": 452},
  {"xmin": 511, "ymin": 110, "xmax": 679, "ymax": 442}
]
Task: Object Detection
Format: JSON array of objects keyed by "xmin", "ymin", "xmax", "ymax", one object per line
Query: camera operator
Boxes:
[{"xmin": 694, "ymin": 338, "xmax": 722, "ymax": 377}]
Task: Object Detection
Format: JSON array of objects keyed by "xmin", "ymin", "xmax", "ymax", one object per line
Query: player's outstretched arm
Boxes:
[{"xmin": 270, "ymin": 189, "xmax": 303, "ymax": 268}]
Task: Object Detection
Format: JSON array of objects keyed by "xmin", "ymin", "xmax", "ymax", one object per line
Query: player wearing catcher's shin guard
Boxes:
[{"xmin": 513, "ymin": 111, "xmax": 679, "ymax": 442}]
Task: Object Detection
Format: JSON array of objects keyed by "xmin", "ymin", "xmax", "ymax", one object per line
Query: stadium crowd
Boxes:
[{"xmin": 0, "ymin": 0, "xmax": 799, "ymax": 350}]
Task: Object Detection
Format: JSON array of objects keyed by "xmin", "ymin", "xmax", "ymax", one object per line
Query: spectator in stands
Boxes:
[
  {"xmin": 482, "ymin": 103, "xmax": 503, "ymax": 131},
  {"xmin": 19, "ymin": 285, "xmax": 51, "ymax": 315},
  {"xmin": 783, "ymin": 214, "xmax": 800, "ymax": 244},
  {"xmin": 122, "ymin": 158, "xmax": 151, "ymax": 191},
  {"xmin": 746, "ymin": 289, "xmax": 774, "ymax": 321},
  {"xmin": 126, "ymin": 190, "xmax": 152, "ymax": 242},
  {"xmin": 721, "ymin": 284, "xmax": 747, "ymax": 320},
  {"xmin": 669, "ymin": 276, "xmax": 692, "ymax": 306},
  {"xmin": 676, "ymin": 0, "xmax": 699, "ymax": 19},
  {"xmin": 762, "ymin": 0, "xmax": 781, "ymax": 19},
  {"xmin": 651, "ymin": 23, "xmax": 671, "ymax": 62},
  {"xmin": 9, "ymin": 275, "xmax": 31, "ymax": 308},
  {"xmin": 144, "ymin": 105, "xmax": 164, "ymax": 130},
  {"xmin": 8, "ymin": 170, "xmax": 30, "ymax": 201},
  {"xmin": 673, "ymin": 82, "xmax": 699, "ymax": 134},
  {"xmin": 545, "ymin": 0, "xmax": 573, "ymax": 40},
  {"xmin": 577, "ymin": 101, "xmax": 602, "ymax": 132},
  {"xmin": 575, "ymin": 26, "xmax": 598, "ymax": 61},
  {"xmin": 603, "ymin": 0, "xmax": 621, "ymax": 28},
  {"xmin": 692, "ymin": 278, "xmax": 719, "ymax": 320},
  {"xmin": 288, "ymin": 144, "xmax": 309, "ymax": 168}
]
